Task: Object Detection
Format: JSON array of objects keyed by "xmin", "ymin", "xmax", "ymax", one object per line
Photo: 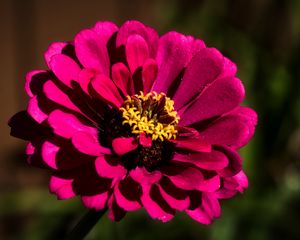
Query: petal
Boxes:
[
  {"xmin": 232, "ymin": 170, "xmax": 248, "ymax": 192},
  {"xmin": 140, "ymin": 184, "xmax": 174, "ymax": 222},
  {"xmin": 114, "ymin": 182, "xmax": 141, "ymax": 211},
  {"xmin": 90, "ymin": 74, "xmax": 123, "ymax": 108},
  {"xmin": 48, "ymin": 110, "xmax": 97, "ymax": 139},
  {"xmin": 43, "ymin": 80, "xmax": 81, "ymax": 113},
  {"xmin": 107, "ymin": 195, "xmax": 127, "ymax": 222},
  {"xmin": 152, "ymin": 32, "xmax": 193, "ymax": 93},
  {"xmin": 42, "ymin": 141, "xmax": 59, "ymax": 169},
  {"xmin": 27, "ymin": 96, "xmax": 47, "ymax": 123},
  {"xmin": 180, "ymin": 77, "xmax": 245, "ymax": 126},
  {"xmin": 111, "ymin": 63, "xmax": 133, "ymax": 96},
  {"xmin": 72, "ymin": 131, "xmax": 111, "ymax": 156},
  {"xmin": 173, "ymin": 48, "xmax": 223, "ymax": 110},
  {"xmin": 116, "ymin": 20, "xmax": 158, "ymax": 58},
  {"xmin": 49, "ymin": 175, "xmax": 76, "ymax": 200},
  {"xmin": 125, "ymin": 34, "xmax": 149, "ymax": 73},
  {"xmin": 198, "ymin": 175, "xmax": 221, "ymax": 192},
  {"xmin": 130, "ymin": 167, "xmax": 162, "ymax": 186},
  {"xmin": 202, "ymin": 193, "xmax": 221, "ymax": 219},
  {"xmin": 172, "ymin": 137, "xmax": 211, "ymax": 153},
  {"xmin": 44, "ymin": 42, "xmax": 68, "ymax": 68},
  {"xmin": 142, "ymin": 58, "xmax": 158, "ymax": 93},
  {"xmin": 163, "ymin": 166, "xmax": 204, "ymax": 190},
  {"xmin": 186, "ymin": 206, "xmax": 212, "ymax": 224},
  {"xmin": 92, "ymin": 21, "xmax": 118, "ymax": 41},
  {"xmin": 112, "ymin": 137, "xmax": 138, "ymax": 156},
  {"xmin": 81, "ymin": 192, "xmax": 108, "ymax": 210},
  {"xmin": 25, "ymin": 70, "xmax": 46, "ymax": 97},
  {"xmin": 173, "ymin": 150, "xmax": 229, "ymax": 171},
  {"xmin": 49, "ymin": 54, "xmax": 81, "ymax": 87},
  {"xmin": 75, "ymin": 29, "xmax": 110, "ymax": 75},
  {"xmin": 95, "ymin": 155, "xmax": 126, "ymax": 179},
  {"xmin": 158, "ymin": 185, "xmax": 190, "ymax": 211}
]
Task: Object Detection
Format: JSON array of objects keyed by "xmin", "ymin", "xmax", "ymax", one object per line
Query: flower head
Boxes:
[{"xmin": 9, "ymin": 20, "xmax": 257, "ymax": 223}]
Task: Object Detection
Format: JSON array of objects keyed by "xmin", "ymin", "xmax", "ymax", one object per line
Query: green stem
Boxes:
[{"xmin": 66, "ymin": 208, "xmax": 107, "ymax": 240}]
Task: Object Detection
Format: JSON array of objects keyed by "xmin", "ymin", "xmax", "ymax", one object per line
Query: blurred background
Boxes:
[{"xmin": 1, "ymin": 0, "xmax": 300, "ymax": 239}]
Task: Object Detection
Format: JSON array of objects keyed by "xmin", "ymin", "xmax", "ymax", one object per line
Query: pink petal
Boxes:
[
  {"xmin": 111, "ymin": 63, "xmax": 133, "ymax": 96},
  {"xmin": 142, "ymin": 58, "xmax": 158, "ymax": 93},
  {"xmin": 202, "ymin": 193, "xmax": 221, "ymax": 219},
  {"xmin": 107, "ymin": 195, "xmax": 127, "ymax": 222},
  {"xmin": 114, "ymin": 182, "xmax": 141, "ymax": 211},
  {"xmin": 232, "ymin": 170, "xmax": 248, "ymax": 192},
  {"xmin": 198, "ymin": 175, "xmax": 221, "ymax": 192},
  {"xmin": 125, "ymin": 34, "xmax": 149, "ymax": 73},
  {"xmin": 152, "ymin": 32, "xmax": 193, "ymax": 93},
  {"xmin": 180, "ymin": 77, "xmax": 245, "ymax": 126},
  {"xmin": 72, "ymin": 131, "xmax": 111, "ymax": 156},
  {"xmin": 78, "ymin": 68, "xmax": 94, "ymax": 94},
  {"xmin": 43, "ymin": 80, "xmax": 81, "ymax": 113},
  {"xmin": 27, "ymin": 96, "xmax": 47, "ymax": 123},
  {"xmin": 186, "ymin": 206, "xmax": 212, "ymax": 224},
  {"xmin": 49, "ymin": 54, "xmax": 81, "ymax": 87},
  {"xmin": 25, "ymin": 70, "xmax": 46, "ymax": 97},
  {"xmin": 140, "ymin": 184, "xmax": 174, "ymax": 222},
  {"xmin": 158, "ymin": 185, "xmax": 190, "ymax": 211},
  {"xmin": 112, "ymin": 137, "xmax": 138, "ymax": 156},
  {"xmin": 173, "ymin": 48, "xmax": 223, "ymax": 110},
  {"xmin": 44, "ymin": 42, "xmax": 67, "ymax": 68},
  {"xmin": 49, "ymin": 175, "xmax": 77, "ymax": 200},
  {"xmin": 95, "ymin": 155, "xmax": 126, "ymax": 179},
  {"xmin": 75, "ymin": 29, "xmax": 110, "ymax": 75},
  {"xmin": 90, "ymin": 74, "xmax": 124, "ymax": 108},
  {"xmin": 42, "ymin": 141, "xmax": 59, "ymax": 169},
  {"xmin": 116, "ymin": 20, "xmax": 158, "ymax": 58},
  {"xmin": 81, "ymin": 192, "xmax": 108, "ymax": 210},
  {"xmin": 173, "ymin": 150, "xmax": 229, "ymax": 170},
  {"xmin": 92, "ymin": 21, "xmax": 118, "ymax": 41},
  {"xmin": 48, "ymin": 110, "xmax": 97, "ymax": 139},
  {"xmin": 130, "ymin": 167, "xmax": 162, "ymax": 185},
  {"xmin": 139, "ymin": 132, "xmax": 152, "ymax": 147},
  {"xmin": 172, "ymin": 137, "xmax": 211, "ymax": 153},
  {"xmin": 164, "ymin": 167, "xmax": 204, "ymax": 190}
]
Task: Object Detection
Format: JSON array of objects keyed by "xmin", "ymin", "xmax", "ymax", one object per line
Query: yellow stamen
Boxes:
[{"xmin": 120, "ymin": 91, "xmax": 180, "ymax": 141}]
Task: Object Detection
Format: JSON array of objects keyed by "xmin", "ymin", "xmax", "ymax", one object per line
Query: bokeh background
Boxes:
[{"xmin": 1, "ymin": 0, "xmax": 300, "ymax": 239}]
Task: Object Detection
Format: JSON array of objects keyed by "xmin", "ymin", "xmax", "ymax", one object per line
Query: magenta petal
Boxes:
[
  {"xmin": 90, "ymin": 74, "xmax": 124, "ymax": 108},
  {"xmin": 173, "ymin": 150, "xmax": 228, "ymax": 170},
  {"xmin": 44, "ymin": 42, "xmax": 67, "ymax": 68},
  {"xmin": 139, "ymin": 132, "xmax": 152, "ymax": 147},
  {"xmin": 152, "ymin": 32, "xmax": 192, "ymax": 93},
  {"xmin": 25, "ymin": 70, "xmax": 46, "ymax": 97},
  {"xmin": 232, "ymin": 170, "xmax": 248, "ymax": 192},
  {"xmin": 81, "ymin": 192, "xmax": 108, "ymax": 210},
  {"xmin": 27, "ymin": 96, "xmax": 47, "ymax": 123},
  {"xmin": 202, "ymin": 193, "xmax": 221, "ymax": 219},
  {"xmin": 142, "ymin": 58, "xmax": 158, "ymax": 93},
  {"xmin": 49, "ymin": 54, "xmax": 81, "ymax": 87},
  {"xmin": 158, "ymin": 185, "xmax": 190, "ymax": 211},
  {"xmin": 75, "ymin": 29, "xmax": 110, "ymax": 75},
  {"xmin": 107, "ymin": 195, "xmax": 127, "ymax": 222},
  {"xmin": 173, "ymin": 48, "xmax": 223, "ymax": 110},
  {"xmin": 43, "ymin": 80, "xmax": 81, "ymax": 113},
  {"xmin": 116, "ymin": 20, "xmax": 158, "ymax": 58},
  {"xmin": 114, "ymin": 182, "xmax": 141, "ymax": 211},
  {"xmin": 166, "ymin": 167, "xmax": 204, "ymax": 190},
  {"xmin": 48, "ymin": 110, "xmax": 97, "ymax": 139},
  {"xmin": 112, "ymin": 137, "xmax": 138, "ymax": 156},
  {"xmin": 95, "ymin": 156, "xmax": 126, "ymax": 179},
  {"xmin": 112, "ymin": 63, "xmax": 133, "ymax": 96},
  {"xmin": 126, "ymin": 34, "xmax": 149, "ymax": 73},
  {"xmin": 72, "ymin": 131, "xmax": 111, "ymax": 156},
  {"xmin": 186, "ymin": 206, "xmax": 212, "ymax": 224},
  {"xmin": 198, "ymin": 175, "xmax": 221, "ymax": 192},
  {"xmin": 92, "ymin": 21, "xmax": 118, "ymax": 41},
  {"xmin": 130, "ymin": 167, "xmax": 162, "ymax": 185},
  {"xmin": 172, "ymin": 137, "xmax": 211, "ymax": 153},
  {"xmin": 42, "ymin": 141, "xmax": 59, "ymax": 169},
  {"xmin": 49, "ymin": 175, "xmax": 75, "ymax": 200},
  {"xmin": 140, "ymin": 184, "xmax": 174, "ymax": 222},
  {"xmin": 180, "ymin": 77, "xmax": 245, "ymax": 126}
]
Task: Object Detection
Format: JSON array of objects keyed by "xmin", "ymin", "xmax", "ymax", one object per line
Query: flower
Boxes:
[{"xmin": 9, "ymin": 20, "xmax": 257, "ymax": 224}]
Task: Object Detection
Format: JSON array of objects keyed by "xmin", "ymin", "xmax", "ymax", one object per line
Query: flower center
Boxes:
[{"xmin": 119, "ymin": 91, "xmax": 180, "ymax": 142}]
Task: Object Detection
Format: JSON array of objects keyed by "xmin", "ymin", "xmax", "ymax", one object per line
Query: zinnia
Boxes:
[{"xmin": 9, "ymin": 20, "xmax": 257, "ymax": 223}]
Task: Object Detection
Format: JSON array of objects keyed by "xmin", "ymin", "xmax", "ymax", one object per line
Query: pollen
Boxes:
[{"xmin": 120, "ymin": 91, "xmax": 180, "ymax": 141}]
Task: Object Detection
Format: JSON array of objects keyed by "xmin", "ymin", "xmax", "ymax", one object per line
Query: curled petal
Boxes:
[{"xmin": 95, "ymin": 155, "xmax": 126, "ymax": 179}]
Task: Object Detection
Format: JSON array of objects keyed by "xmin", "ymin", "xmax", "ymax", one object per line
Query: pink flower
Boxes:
[{"xmin": 9, "ymin": 20, "xmax": 257, "ymax": 224}]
